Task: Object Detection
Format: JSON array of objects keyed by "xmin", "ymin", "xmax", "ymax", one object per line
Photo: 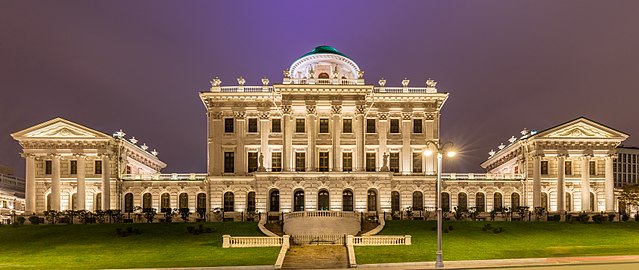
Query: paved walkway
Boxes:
[
  {"xmin": 282, "ymin": 245, "xmax": 349, "ymax": 269},
  {"xmin": 358, "ymin": 255, "xmax": 639, "ymax": 269}
]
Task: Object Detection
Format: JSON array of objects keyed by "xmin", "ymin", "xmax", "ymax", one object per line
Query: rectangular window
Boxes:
[
  {"xmin": 248, "ymin": 118, "xmax": 258, "ymax": 133},
  {"xmin": 319, "ymin": 152, "xmax": 329, "ymax": 172},
  {"xmin": 541, "ymin": 160, "xmax": 548, "ymax": 175},
  {"xmin": 390, "ymin": 152, "xmax": 400, "ymax": 173},
  {"xmin": 413, "ymin": 119, "xmax": 423, "ymax": 133},
  {"xmin": 224, "ymin": 152, "xmax": 234, "ymax": 173},
  {"xmin": 295, "ymin": 152, "xmax": 305, "ymax": 172},
  {"xmin": 565, "ymin": 161, "xmax": 572, "ymax": 175},
  {"xmin": 271, "ymin": 152, "xmax": 282, "ymax": 172},
  {"xmin": 319, "ymin": 118, "xmax": 329, "ymax": 133},
  {"xmin": 366, "ymin": 153, "xmax": 376, "ymax": 172},
  {"xmin": 224, "ymin": 118, "xmax": 234, "ymax": 133},
  {"xmin": 45, "ymin": 160, "xmax": 52, "ymax": 175},
  {"xmin": 366, "ymin": 119, "xmax": 376, "ymax": 133},
  {"xmin": 390, "ymin": 119, "xmax": 400, "ymax": 133},
  {"xmin": 589, "ymin": 161, "xmax": 596, "ymax": 175},
  {"xmin": 296, "ymin": 119, "xmax": 305, "ymax": 133},
  {"xmin": 247, "ymin": 152, "xmax": 258, "ymax": 173},
  {"xmin": 271, "ymin": 119, "xmax": 282, "ymax": 133},
  {"xmin": 70, "ymin": 160, "xmax": 77, "ymax": 175},
  {"xmin": 343, "ymin": 119, "xmax": 352, "ymax": 133},
  {"xmin": 95, "ymin": 160, "xmax": 102, "ymax": 175},
  {"xmin": 342, "ymin": 152, "xmax": 352, "ymax": 172},
  {"xmin": 126, "ymin": 165, "xmax": 132, "ymax": 174},
  {"xmin": 412, "ymin": 152, "xmax": 422, "ymax": 173}
]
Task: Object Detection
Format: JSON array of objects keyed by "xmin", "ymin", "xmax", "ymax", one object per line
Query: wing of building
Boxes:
[{"xmin": 10, "ymin": 46, "xmax": 633, "ymax": 220}]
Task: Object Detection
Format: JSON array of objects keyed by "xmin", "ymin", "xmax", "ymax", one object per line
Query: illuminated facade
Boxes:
[{"xmin": 11, "ymin": 46, "xmax": 628, "ymax": 219}]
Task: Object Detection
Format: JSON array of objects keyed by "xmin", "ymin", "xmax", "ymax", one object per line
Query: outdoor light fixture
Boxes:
[{"xmin": 424, "ymin": 139, "xmax": 455, "ymax": 269}]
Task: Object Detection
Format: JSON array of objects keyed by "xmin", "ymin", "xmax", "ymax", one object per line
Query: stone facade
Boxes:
[{"xmin": 10, "ymin": 46, "xmax": 629, "ymax": 219}]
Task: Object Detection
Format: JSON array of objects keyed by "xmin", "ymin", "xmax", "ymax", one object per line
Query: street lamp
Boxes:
[{"xmin": 424, "ymin": 140, "xmax": 455, "ymax": 269}]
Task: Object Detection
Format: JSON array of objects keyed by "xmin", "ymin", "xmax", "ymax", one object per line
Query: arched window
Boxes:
[
  {"xmin": 179, "ymin": 193, "xmax": 188, "ymax": 209},
  {"xmin": 475, "ymin": 193, "xmax": 485, "ymax": 212},
  {"xmin": 294, "ymin": 190, "xmax": 305, "ymax": 212},
  {"xmin": 223, "ymin": 192, "xmax": 234, "ymax": 212},
  {"xmin": 541, "ymin": 192, "xmax": 548, "ymax": 210},
  {"xmin": 318, "ymin": 190, "xmax": 329, "ymax": 211},
  {"xmin": 71, "ymin": 193, "xmax": 77, "ymax": 210},
  {"xmin": 269, "ymin": 190, "xmax": 280, "ymax": 212},
  {"xmin": 413, "ymin": 191, "xmax": 424, "ymax": 211},
  {"xmin": 161, "ymin": 193, "xmax": 171, "ymax": 212},
  {"xmin": 457, "ymin": 193, "xmax": 467, "ymax": 210},
  {"xmin": 197, "ymin": 193, "xmax": 207, "ymax": 210},
  {"xmin": 441, "ymin": 192, "xmax": 450, "ymax": 212},
  {"xmin": 590, "ymin": 192, "xmax": 596, "ymax": 211},
  {"xmin": 46, "ymin": 193, "xmax": 52, "ymax": 211},
  {"xmin": 511, "ymin": 193, "xmax": 520, "ymax": 208},
  {"xmin": 367, "ymin": 189, "xmax": 378, "ymax": 212},
  {"xmin": 95, "ymin": 193, "xmax": 102, "ymax": 211},
  {"xmin": 318, "ymin": 72, "xmax": 330, "ymax": 79},
  {"xmin": 342, "ymin": 190, "xmax": 353, "ymax": 211},
  {"xmin": 566, "ymin": 192, "xmax": 572, "ymax": 212},
  {"xmin": 247, "ymin": 192, "xmax": 256, "ymax": 212},
  {"xmin": 143, "ymin": 193, "xmax": 152, "ymax": 210},
  {"xmin": 391, "ymin": 191, "xmax": 400, "ymax": 212},
  {"xmin": 493, "ymin": 192, "xmax": 503, "ymax": 210},
  {"xmin": 124, "ymin": 193, "xmax": 134, "ymax": 213}
]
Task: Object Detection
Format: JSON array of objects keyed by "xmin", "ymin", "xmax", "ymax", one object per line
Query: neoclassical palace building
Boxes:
[{"xmin": 11, "ymin": 46, "xmax": 630, "ymax": 219}]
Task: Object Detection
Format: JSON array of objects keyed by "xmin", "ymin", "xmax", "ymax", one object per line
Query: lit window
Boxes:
[
  {"xmin": 343, "ymin": 119, "xmax": 353, "ymax": 133},
  {"xmin": 271, "ymin": 152, "xmax": 282, "ymax": 172},
  {"xmin": 319, "ymin": 118, "xmax": 329, "ymax": 133},
  {"xmin": 342, "ymin": 152, "xmax": 352, "ymax": 172},
  {"xmin": 296, "ymin": 119, "xmax": 305, "ymax": 133},
  {"xmin": 319, "ymin": 152, "xmax": 329, "ymax": 172}
]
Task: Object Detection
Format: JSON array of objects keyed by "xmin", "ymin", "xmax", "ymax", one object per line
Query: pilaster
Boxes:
[
  {"xmin": 605, "ymin": 155, "xmax": 615, "ymax": 211},
  {"xmin": 556, "ymin": 154, "xmax": 566, "ymax": 212},
  {"xmin": 401, "ymin": 112, "xmax": 412, "ymax": 174},
  {"xmin": 51, "ymin": 154, "xmax": 61, "ymax": 211},
  {"xmin": 306, "ymin": 104, "xmax": 316, "ymax": 171},
  {"xmin": 532, "ymin": 154, "xmax": 541, "ymax": 208},
  {"xmin": 331, "ymin": 104, "xmax": 342, "ymax": 171},
  {"xmin": 282, "ymin": 105, "xmax": 293, "ymax": 171},
  {"xmin": 580, "ymin": 155, "xmax": 591, "ymax": 211},
  {"xmin": 76, "ymin": 154, "xmax": 87, "ymax": 210},
  {"xmin": 101, "ymin": 154, "xmax": 111, "ymax": 210},
  {"xmin": 355, "ymin": 104, "xmax": 366, "ymax": 171}
]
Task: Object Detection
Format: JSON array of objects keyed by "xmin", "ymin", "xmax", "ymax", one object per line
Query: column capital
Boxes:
[
  {"xmin": 281, "ymin": 105, "xmax": 292, "ymax": 115},
  {"xmin": 377, "ymin": 112, "xmax": 388, "ymax": 121},
  {"xmin": 402, "ymin": 112, "xmax": 413, "ymax": 121},
  {"xmin": 355, "ymin": 104, "xmax": 366, "ymax": 115},
  {"xmin": 234, "ymin": 111, "xmax": 246, "ymax": 120},
  {"xmin": 331, "ymin": 105, "xmax": 342, "ymax": 116},
  {"xmin": 259, "ymin": 111, "xmax": 270, "ymax": 120},
  {"xmin": 604, "ymin": 153, "xmax": 617, "ymax": 160},
  {"xmin": 20, "ymin": 153, "xmax": 35, "ymax": 159},
  {"xmin": 306, "ymin": 105, "xmax": 317, "ymax": 116},
  {"xmin": 209, "ymin": 111, "xmax": 223, "ymax": 120}
]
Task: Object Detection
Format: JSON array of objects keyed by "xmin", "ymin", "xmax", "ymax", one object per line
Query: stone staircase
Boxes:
[{"xmin": 282, "ymin": 245, "xmax": 349, "ymax": 269}]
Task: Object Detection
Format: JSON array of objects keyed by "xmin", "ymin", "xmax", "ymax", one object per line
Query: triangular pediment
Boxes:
[
  {"xmin": 11, "ymin": 117, "xmax": 111, "ymax": 140},
  {"xmin": 535, "ymin": 117, "xmax": 628, "ymax": 140}
]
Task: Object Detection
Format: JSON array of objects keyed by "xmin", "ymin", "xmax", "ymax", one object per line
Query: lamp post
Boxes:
[{"xmin": 424, "ymin": 140, "xmax": 455, "ymax": 269}]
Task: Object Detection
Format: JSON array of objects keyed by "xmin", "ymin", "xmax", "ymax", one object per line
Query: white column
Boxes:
[
  {"xmin": 605, "ymin": 155, "xmax": 614, "ymax": 211},
  {"xmin": 23, "ymin": 154, "xmax": 36, "ymax": 213},
  {"xmin": 401, "ymin": 113, "xmax": 411, "ymax": 174},
  {"xmin": 101, "ymin": 155, "xmax": 111, "ymax": 210},
  {"xmin": 209, "ymin": 112, "xmax": 223, "ymax": 175},
  {"xmin": 378, "ymin": 113, "xmax": 388, "ymax": 170},
  {"xmin": 77, "ymin": 155, "xmax": 86, "ymax": 210},
  {"xmin": 259, "ymin": 113, "xmax": 269, "ymax": 169},
  {"xmin": 51, "ymin": 154, "xmax": 61, "ymax": 211},
  {"xmin": 283, "ymin": 106, "xmax": 292, "ymax": 171},
  {"xmin": 331, "ymin": 105, "xmax": 341, "ymax": 171},
  {"xmin": 235, "ymin": 112, "xmax": 246, "ymax": 175},
  {"xmin": 355, "ymin": 105, "xmax": 365, "ymax": 171},
  {"xmin": 580, "ymin": 156, "xmax": 590, "ymax": 211},
  {"xmin": 306, "ymin": 105, "xmax": 316, "ymax": 171},
  {"xmin": 557, "ymin": 155, "xmax": 565, "ymax": 212},
  {"xmin": 532, "ymin": 155, "xmax": 541, "ymax": 208}
]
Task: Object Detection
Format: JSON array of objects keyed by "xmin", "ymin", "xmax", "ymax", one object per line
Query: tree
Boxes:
[{"xmin": 619, "ymin": 184, "xmax": 639, "ymax": 214}]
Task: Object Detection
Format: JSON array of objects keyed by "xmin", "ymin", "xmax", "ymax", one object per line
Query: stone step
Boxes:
[{"xmin": 282, "ymin": 245, "xmax": 349, "ymax": 269}]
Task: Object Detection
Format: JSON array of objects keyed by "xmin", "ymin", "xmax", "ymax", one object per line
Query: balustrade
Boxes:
[
  {"xmin": 352, "ymin": 235, "xmax": 411, "ymax": 246},
  {"xmin": 223, "ymin": 235, "xmax": 283, "ymax": 248}
]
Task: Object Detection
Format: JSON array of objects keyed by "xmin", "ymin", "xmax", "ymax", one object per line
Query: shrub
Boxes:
[
  {"xmin": 28, "ymin": 215, "xmax": 40, "ymax": 225},
  {"xmin": 578, "ymin": 213, "xmax": 590, "ymax": 223},
  {"xmin": 549, "ymin": 214, "xmax": 561, "ymax": 222},
  {"xmin": 592, "ymin": 214, "xmax": 604, "ymax": 224},
  {"xmin": 607, "ymin": 213, "xmax": 616, "ymax": 222},
  {"xmin": 621, "ymin": 214, "xmax": 630, "ymax": 222},
  {"xmin": 16, "ymin": 216, "xmax": 26, "ymax": 225}
]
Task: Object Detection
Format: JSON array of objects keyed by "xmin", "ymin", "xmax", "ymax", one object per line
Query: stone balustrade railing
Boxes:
[
  {"xmin": 122, "ymin": 173, "xmax": 207, "ymax": 181},
  {"xmin": 442, "ymin": 173, "xmax": 525, "ymax": 181},
  {"xmin": 218, "ymin": 86, "xmax": 273, "ymax": 92},
  {"xmin": 373, "ymin": 87, "xmax": 438, "ymax": 94},
  {"xmin": 284, "ymin": 211, "xmax": 360, "ymax": 219},
  {"xmin": 352, "ymin": 235, "xmax": 411, "ymax": 246},
  {"xmin": 290, "ymin": 234, "xmax": 345, "ymax": 245},
  {"xmin": 287, "ymin": 78, "xmax": 360, "ymax": 85},
  {"xmin": 222, "ymin": 235, "xmax": 285, "ymax": 248}
]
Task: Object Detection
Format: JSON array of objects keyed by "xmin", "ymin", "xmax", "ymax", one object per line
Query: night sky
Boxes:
[{"xmin": 2, "ymin": 1, "xmax": 639, "ymax": 177}]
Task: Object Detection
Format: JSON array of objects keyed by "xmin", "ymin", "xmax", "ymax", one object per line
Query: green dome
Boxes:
[{"xmin": 299, "ymin": 45, "xmax": 350, "ymax": 59}]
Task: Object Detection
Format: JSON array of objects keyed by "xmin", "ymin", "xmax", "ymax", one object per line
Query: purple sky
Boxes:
[{"xmin": 2, "ymin": 1, "xmax": 639, "ymax": 176}]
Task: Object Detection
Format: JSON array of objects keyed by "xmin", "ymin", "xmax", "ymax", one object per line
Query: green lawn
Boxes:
[
  {"xmin": 355, "ymin": 220, "xmax": 639, "ymax": 264},
  {"xmin": 0, "ymin": 222, "xmax": 278, "ymax": 269}
]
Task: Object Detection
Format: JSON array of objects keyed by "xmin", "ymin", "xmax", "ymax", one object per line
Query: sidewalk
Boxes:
[{"xmin": 358, "ymin": 255, "xmax": 639, "ymax": 269}]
